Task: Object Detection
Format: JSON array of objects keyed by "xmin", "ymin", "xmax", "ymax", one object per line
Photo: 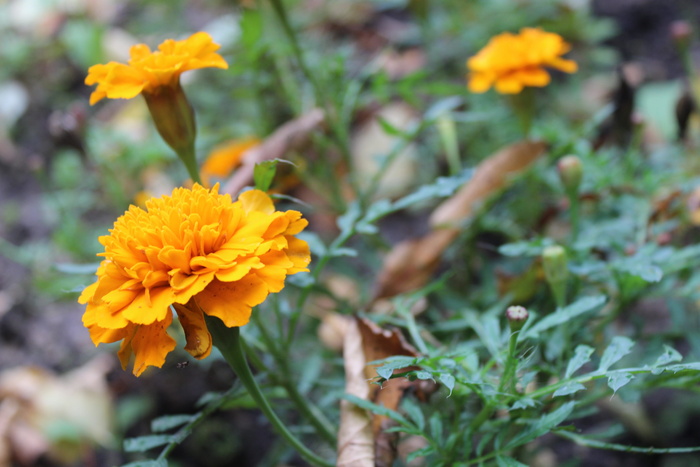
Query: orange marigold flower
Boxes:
[
  {"xmin": 85, "ymin": 31, "xmax": 228, "ymax": 105},
  {"xmin": 467, "ymin": 27, "xmax": 577, "ymax": 94},
  {"xmin": 79, "ymin": 184, "xmax": 310, "ymax": 376}
]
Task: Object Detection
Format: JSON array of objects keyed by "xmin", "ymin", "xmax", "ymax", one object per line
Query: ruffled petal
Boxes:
[{"xmin": 196, "ymin": 276, "xmax": 269, "ymax": 327}]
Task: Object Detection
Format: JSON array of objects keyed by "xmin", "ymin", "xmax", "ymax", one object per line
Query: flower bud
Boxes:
[
  {"xmin": 142, "ymin": 81, "xmax": 198, "ymax": 174},
  {"xmin": 557, "ymin": 155, "xmax": 583, "ymax": 195},
  {"xmin": 506, "ymin": 305, "xmax": 529, "ymax": 332},
  {"xmin": 542, "ymin": 245, "xmax": 568, "ymax": 307},
  {"xmin": 671, "ymin": 20, "xmax": 692, "ymax": 49}
]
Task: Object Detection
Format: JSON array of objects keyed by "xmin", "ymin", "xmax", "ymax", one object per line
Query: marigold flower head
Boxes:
[
  {"xmin": 85, "ymin": 32, "xmax": 228, "ymax": 105},
  {"xmin": 467, "ymin": 27, "xmax": 577, "ymax": 94},
  {"xmin": 79, "ymin": 184, "xmax": 310, "ymax": 376}
]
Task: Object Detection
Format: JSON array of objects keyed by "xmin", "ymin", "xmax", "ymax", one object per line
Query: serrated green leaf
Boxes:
[
  {"xmin": 336, "ymin": 201, "xmax": 361, "ymax": 236},
  {"xmin": 524, "ymin": 296, "xmax": 606, "ymax": 339},
  {"xmin": 653, "ymin": 345, "xmax": 683, "ymax": 368},
  {"xmin": 415, "ymin": 370, "xmax": 434, "ymax": 381},
  {"xmin": 497, "ymin": 456, "xmax": 528, "ymax": 467},
  {"xmin": 392, "ymin": 168, "xmax": 473, "ymax": 211},
  {"xmin": 151, "ymin": 414, "xmax": 195, "ymax": 433},
  {"xmin": 506, "ymin": 401, "xmax": 575, "ymax": 449},
  {"xmin": 607, "ymin": 372, "xmax": 634, "ymax": 395},
  {"xmin": 614, "ymin": 260, "xmax": 663, "ymax": 283},
  {"xmin": 511, "ymin": 398, "xmax": 538, "ymax": 410},
  {"xmin": 599, "ymin": 336, "xmax": 635, "ymax": 372},
  {"xmin": 373, "ymin": 357, "xmax": 417, "ymax": 380},
  {"xmin": 253, "ymin": 160, "xmax": 278, "ymax": 192},
  {"xmin": 565, "ymin": 345, "xmax": 595, "ymax": 379},
  {"xmin": 123, "ymin": 435, "xmax": 174, "ymax": 452},
  {"xmin": 553, "ymin": 382, "xmax": 587, "ymax": 398},
  {"xmin": 439, "ymin": 373, "xmax": 455, "ymax": 397}
]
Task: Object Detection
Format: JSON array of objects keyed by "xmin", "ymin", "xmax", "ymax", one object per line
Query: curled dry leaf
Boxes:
[
  {"xmin": 374, "ymin": 140, "xmax": 547, "ymax": 299},
  {"xmin": 222, "ymin": 108, "xmax": 326, "ymax": 196},
  {"xmin": 339, "ymin": 317, "xmax": 433, "ymax": 467},
  {"xmin": 338, "ymin": 319, "xmax": 374, "ymax": 467}
]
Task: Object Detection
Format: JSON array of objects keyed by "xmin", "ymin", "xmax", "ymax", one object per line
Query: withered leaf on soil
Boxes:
[
  {"xmin": 222, "ymin": 108, "xmax": 325, "ymax": 196},
  {"xmin": 338, "ymin": 317, "xmax": 433, "ymax": 467},
  {"xmin": 374, "ymin": 140, "xmax": 547, "ymax": 300}
]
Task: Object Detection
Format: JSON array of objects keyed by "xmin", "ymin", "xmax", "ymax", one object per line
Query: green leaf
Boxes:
[
  {"xmin": 553, "ymin": 382, "xmax": 587, "ymax": 398},
  {"xmin": 253, "ymin": 160, "xmax": 278, "ymax": 192},
  {"xmin": 524, "ymin": 296, "xmax": 606, "ymax": 339},
  {"xmin": 402, "ymin": 398, "xmax": 425, "ymax": 430},
  {"xmin": 123, "ymin": 435, "xmax": 174, "ymax": 452},
  {"xmin": 392, "ymin": 168, "xmax": 473, "ymax": 211},
  {"xmin": 653, "ymin": 345, "xmax": 683, "ymax": 369},
  {"xmin": 424, "ymin": 96, "xmax": 464, "ymax": 120},
  {"xmin": 511, "ymin": 398, "xmax": 538, "ymax": 410},
  {"xmin": 614, "ymin": 259, "xmax": 663, "ymax": 283},
  {"xmin": 342, "ymin": 394, "xmax": 410, "ymax": 426},
  {"xmin": 406, "ymin": 445, "xmax": 434, "ymax": 462},
  {"xmin": 429, "ymin": 412, "xmax": 443, "ymax": 439},
  {"xmin": 336, "ymin": 201, "xmax": 362, "ymax": 237},
  {"xmin": 499, "ymin": 238, "xmax": 554, "ymax": 257},
  {"xmin": 377, "ymin": 115, "xmax": 407, "ymax": 137},
  {"xmin": 497, "ymin": 456, "xmax": 528, "ymax": 467},
  {"xmin": 373, "ymin": 356, "xmax": 417, "ymax": 380},
  {"xmin": 598, "ymin": 336, "xmax": 635, "ymax": 372},
  {"xmin": 151, "ymin": 414, "xmax": 195, "ymax": 433},
  {"xmin": 506, "ymin": 401, "xmax": 575, "ymax": 449},
  {"xmin": 119, "ymin": 461, "xmax": 168, "ymax": 467},
  {"xmin": 241, "ymin": 8, "xmax": 263, "ymax": 49},
  {"xmin": 414, "ymin": 370, "xmax": 435, "ymax": 382},
  {"xmin": 565, "ymin": 345, "xmax": 595, "ymax": 379},
  {"xmin": 439, "ymin": 373, "xmax": 455, "ymax": 397},
  {"xmin": 607, "ymin": 372, "xmax": 634, "ymax": 395}
]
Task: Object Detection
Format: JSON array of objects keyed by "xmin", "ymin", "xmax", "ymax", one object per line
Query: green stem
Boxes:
[
  {"xmin": 508, "ymin": 88, "xmax": 535, "ymax": 138},
  {"xmin": 499, "ymin": 331, "xmax": 520, "ymax": 395},
  {"xmin": 206, "ymin": 316, "xmax": 335, "ymax": 467},
  {"xmin": 177, "ymin": 145, "xmax": 202, "ymax": 185},
  {"xmin": 567, "ymin": 191, "xmax": 580, "ymax": 244},
  {"xmin": 250, "ymin": 312, "xmax": 337, "ymax": 445},
  {"xmin": 267, "ymin": 0, "xmax": 360, "ymax": 200}
]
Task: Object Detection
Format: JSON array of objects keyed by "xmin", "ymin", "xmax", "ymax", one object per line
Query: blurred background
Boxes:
[{"xmin": 1, "ymin": 0, "xmax": 700, "ymax": 466}]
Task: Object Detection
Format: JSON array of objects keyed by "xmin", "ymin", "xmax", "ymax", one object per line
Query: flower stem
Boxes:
[
  {"xmin": 206, "ymin": 316, "xmax": 334, "ymax": 467},
  {"xmin": 499, "ymin": 331, "xmax": 520, "ymax": 395}
]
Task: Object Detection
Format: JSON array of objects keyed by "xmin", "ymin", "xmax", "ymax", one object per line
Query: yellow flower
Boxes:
[
  {"xmin": 467, "ymin": 28, "xmax": 577, "ymax": 94},
  {"xmin": 85, "ymin": 32, "xmax": 228, "ymax": 105},
  {"xmin": 79, "ymin": 184, "xmax": 310, "ymax": 376}
]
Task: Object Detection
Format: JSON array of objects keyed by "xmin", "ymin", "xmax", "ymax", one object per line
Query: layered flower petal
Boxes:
[
  {"xmin": 85, "ymin": 32, "xmax": 228, "ymax": 104},
  {"xmin": 466, "ymin": 28, "xmax": 577, "ymax": 94},
  {"xmin": 80, "ymin": 184, "xmax": 310, "ymax": 376}
]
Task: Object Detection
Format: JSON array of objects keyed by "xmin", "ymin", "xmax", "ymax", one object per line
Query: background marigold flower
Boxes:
[
  {"xmin": 85, "ymin": 31, "xmax": 228, "ymax": 105},
  {"xmin": 201, "ymin": 137, "xmax": 260, "ymax": 185},
  {"xmin": 467, "ymin": 27, "xmax": 577, "ymax": 94},
  {"xmin": 79, "ymin": 184, "xmax": 310, "ymax": 376}
]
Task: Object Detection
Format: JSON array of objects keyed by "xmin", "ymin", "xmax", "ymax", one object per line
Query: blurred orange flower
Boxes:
[
  {"xmin": 85, "ymin": 32, "xmax": 228, "ymax": 105},
  {"xmin": 201, "ymin": 137, "xmax": 260, "ymax": 183},
  {"xmin": 467, "ymin": 28, "xmax": 577, "ymax": 94},
  {"xmin": 79, "ymin": 184, "xmax": 310, "ymax": 376}
]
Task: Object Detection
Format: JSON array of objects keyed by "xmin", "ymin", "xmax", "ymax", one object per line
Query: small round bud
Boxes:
[
  {"xmin": 506, "ymin": 305, "xmax": 529, "ymax": 332},
  {"xmin": 542, "ymin": 245, "xmax": 568, "ymax": 283},
  {"xmin": 542, "ymin": 245, "xmax": 568, "ymax": 307},
  {"xmin": 671, "ymin": 20, "xmax": 692, "ymax": 48},
  {"xmin": 557, "ymin": 155, "xmax": 583, "ymax": 195}
]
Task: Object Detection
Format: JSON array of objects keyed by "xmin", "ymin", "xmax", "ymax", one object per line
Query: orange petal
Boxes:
[
  {"xmin": 129, "ymin": 313, "xmax": 177, "ymax": 376},
  {"xmin": 239, "ymin": 189, "xmax": 275, "ymax": 215},
  {"xmin": 173, "ymin": 300, "xmax": 212, "ymax": 360},
  {"xmin": 196, "ymin": 276, "xmax": 269, "ymax": 327}
]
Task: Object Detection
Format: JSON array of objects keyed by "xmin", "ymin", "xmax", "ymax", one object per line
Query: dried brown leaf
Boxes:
[
  {"xmin": 374, "ymin": 140, "xmax": 546, "ymax": 299},
  {"xmin": 222, "ymin": 108, "xmax": 325, "ymax": 195},
  {"xmin": 338, "ymin": 319, "xmax": 374, "ymax": 467}
]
